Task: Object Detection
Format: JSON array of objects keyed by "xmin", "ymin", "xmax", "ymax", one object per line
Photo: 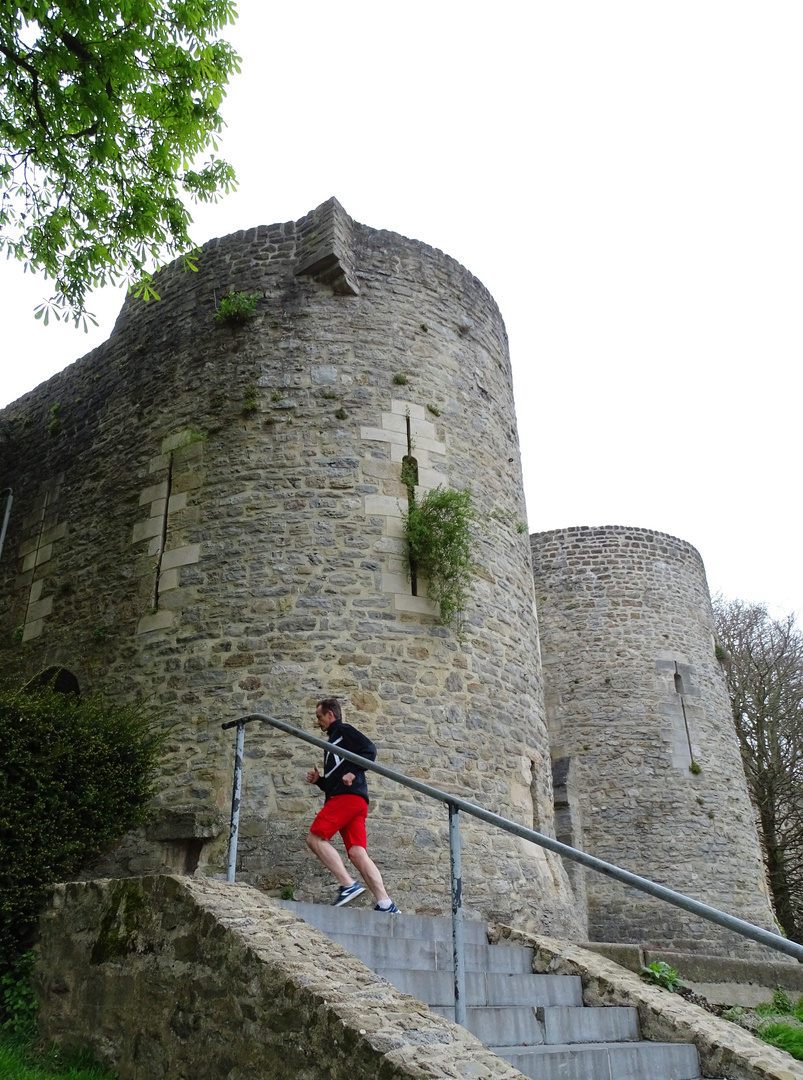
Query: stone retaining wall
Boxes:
[{"xmin": 35, "ymin": 875, "xmax": 528, "ymax": 1080}]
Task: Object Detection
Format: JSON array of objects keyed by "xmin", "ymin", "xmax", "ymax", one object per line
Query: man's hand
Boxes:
[
  {"xmin": 306, "ymin": 766, "xmax": 320, "ymax": 784},
  {"xmin": 343, "ymin": 772, "xmax": 355, "ymax": 786}
]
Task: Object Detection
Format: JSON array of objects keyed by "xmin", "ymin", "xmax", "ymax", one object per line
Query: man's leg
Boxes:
[
  {"xmin": 306, "ymin": 832, "xmax": 356, "ymax": 887},
  {"xmin": 347, "ymin": 845, "xmax": 390, "ymax": 903}
]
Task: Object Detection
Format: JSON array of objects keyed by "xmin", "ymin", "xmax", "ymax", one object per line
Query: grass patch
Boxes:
[
  {"xmin": 760, "ymin": 1022, "xmax": 803, "ymax": 1059},
  {"xmin": 0, "ymin": 1037, "xmax": 116, "ymax": 1079}
]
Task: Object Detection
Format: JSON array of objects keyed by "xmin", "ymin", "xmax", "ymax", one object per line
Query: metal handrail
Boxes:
[{"xmin": 222, "ymin": 712, "xmax": 803, "ymax": 1024}]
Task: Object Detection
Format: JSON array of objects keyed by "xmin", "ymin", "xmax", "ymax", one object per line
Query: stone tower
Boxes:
[
  {"xmin": 530, "ymin": 525, "xmax": 776, "ymax": 954},
  {"xmin": 0, "ymin": 199, "xmax": 582, "ymax": 936}
]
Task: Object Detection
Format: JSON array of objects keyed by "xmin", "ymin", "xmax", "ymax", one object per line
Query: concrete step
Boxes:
[
  {"xmin": 318, "ymin": 931, "xmax": 534, "ymax": 973},
  {"xmin": 280, "ymin": 899, "xmax": 491, "ymax": 944},
  {"xmin": 496, "ymin": 1039, "xmax": 701, "ymax": 1080},
  {"xmin": 283, "ymin": 900, "xmax": 702, "ymax": 1080},
  {"xmin": 370, "ymin": 968, "xmax": 584, "ymax": 1007},
  {"xmin": 430, "ymin": 1005, "xmax": 545, "ymax": 1047},
  {"xmin": 431, "ymin": 1004, "xmax": 640, "ymax": 1047}
]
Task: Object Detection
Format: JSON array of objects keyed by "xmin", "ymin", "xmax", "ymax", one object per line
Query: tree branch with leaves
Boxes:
[{"xmin": 0, "ymin": 0, "xmax": 240, "ymax": 327}]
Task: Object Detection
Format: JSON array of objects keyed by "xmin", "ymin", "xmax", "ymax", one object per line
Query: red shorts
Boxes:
[{"xmin": 310, "ymin": 795, "xmax": 368, "ymax": 852}]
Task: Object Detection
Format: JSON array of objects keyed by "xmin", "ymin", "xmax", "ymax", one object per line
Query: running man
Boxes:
[{"xmin": 306, "ymin": 698, "xmax": 399, "ymax": 912}]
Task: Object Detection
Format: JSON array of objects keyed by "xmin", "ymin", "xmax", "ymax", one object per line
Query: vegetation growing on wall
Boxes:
[
  {"xmin": 214, "ymin": 289, "xmax": 259, "ymax": 325},
  {"xmin": 0, "ymin": 682, "xmax": 165, "ymax": 979},
  {"xmin": 402, "ymin": 486, "xmax": 476, "ymax": 631}
]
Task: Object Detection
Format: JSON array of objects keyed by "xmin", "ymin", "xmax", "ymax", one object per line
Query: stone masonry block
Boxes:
[
  {"xmin": 40, "ymin": 522, "xmax": 67, "ymax": 546},
  {"xmin": 149, "ymin": 453, "xmax": 171, "ymax": 473},
  {"xmin": 394, "ymin": 594, "xmax": 439, "ymax": 616},
  {"xmin": 381, "ymin": 413, "xmax": 437, "ymax": 442},
  {"xmin": 22, "ymin": 618, "xmax": 44, "ymax": 641},
  {"xmin": 137, "ymin": 610, "xmax": 174, "ymax": 634},
  {"xmin": 418, "ymin": 467, "xmax": 448, "ymax": 489},
  {"xmin": 391, "ymin": 443, "xmax": 432, "ymax": 467},
  {"xmin": 158, "ymin": 568, "xmax": 181, "ymax": 592},
  {"xmin": 381, "ymin": 571, "xmax": 410, "ymax": 594},
  {"xmin": 132, "ymin": 517, "xmax": 164, "ymax": 544},
  {"xmin": 168, "ymin": 492, "xmax": 188, "ymax": 514},
  {"xmin": 359, "ymin": 425, "xmax": 408, "ymax": 447},
  {"xmin": 160, "ymin": 544, "xmax": 201, "ymax": 571},
  {"xmin": 364, "ymin": 495, "xmax": 405, "ymax": 517},
  {"xmin": 27, "ymin": 595, "xmax": 53, "ymax": 621},
  {"xmin": 161, "ymin": 432, "xmax": 189, "ymax": 453},
  {"xmin": 29, "ymin": 579, "xmax": 44, "ymax": 603},
  {"xmin": 391, "ymin": 399, "xmax": 426, "ymax": 419},
  {"xmin": 34, "ymin": 543, "xmax": 53, "ymax": 567},
  {"xmin": 139, "ymin": 482, "xmax": 169, "ymax": 505}
]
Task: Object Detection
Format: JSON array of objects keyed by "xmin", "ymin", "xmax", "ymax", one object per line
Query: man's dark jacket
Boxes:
[{"xmin": 315, "ymin": 719, "xmax": 376, "ymax": 804}]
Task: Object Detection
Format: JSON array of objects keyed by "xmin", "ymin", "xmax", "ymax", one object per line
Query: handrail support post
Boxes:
[
  {"xmin": 226, "ymin": 719, "xmax": 247, "ymax": 883},
  {"xmin": 448, "ymin": 802, "xmax": 467, "ymax": 1028}
]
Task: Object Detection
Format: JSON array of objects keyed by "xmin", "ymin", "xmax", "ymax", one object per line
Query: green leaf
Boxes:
[{"xmin": 0, "ymin": 0, "xmax": 241, "ymax": 322}]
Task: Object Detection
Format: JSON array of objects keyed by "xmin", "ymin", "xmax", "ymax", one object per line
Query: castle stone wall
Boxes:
[
  {"xmin": 530, "ymin": 525, "xmax": 776, "ymax": 954},
  {"xmin": 0, "ymin": 199, "xmax": 581, "ymax": 937}
]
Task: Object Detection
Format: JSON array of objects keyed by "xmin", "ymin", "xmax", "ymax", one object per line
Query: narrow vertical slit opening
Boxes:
[
  {"xmin": 675, "ymin": 661, "xmax": 695, "ymax": 765},
  {"xmin": 153, "ymin": 455, "xmax": 174, "ymax": 610},
  {"xmin": 401, "ymin": 413, "xmax": 419, "ymax": 596}
]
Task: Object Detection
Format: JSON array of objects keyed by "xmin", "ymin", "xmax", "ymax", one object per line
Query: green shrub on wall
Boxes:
[
  {"xmin": 0, "ymin": 683, "xmax": 165, "ymax": 979},
  {"xmin": 402, "ymin": 486, "xmax": 476, "ymax": 631},
  {"xmin": 214, "ymin": 289, "xmax": 259, "ymax": 325}
]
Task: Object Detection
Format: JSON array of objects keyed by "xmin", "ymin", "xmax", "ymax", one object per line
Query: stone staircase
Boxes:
[{"xmin": 282, "ymin": 900, "xmax": 704, "ymax": 1080}]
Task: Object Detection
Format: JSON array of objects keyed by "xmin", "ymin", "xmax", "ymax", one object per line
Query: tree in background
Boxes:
[
  {"xmin": 0, "ymin": 682, "xmax": 164, "ymax": 984},
  {"xmin": 714, "ymin": 596, "xmax": 803, "ymax": 941},
  {"xmin": 0, "ymin": 0, "xmax": 240, "ymax": 327}
]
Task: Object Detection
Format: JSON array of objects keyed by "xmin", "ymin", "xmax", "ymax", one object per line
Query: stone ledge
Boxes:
[{"xmin": 583, "ymin": 943, "xmax": 803, "ymax": 1007}]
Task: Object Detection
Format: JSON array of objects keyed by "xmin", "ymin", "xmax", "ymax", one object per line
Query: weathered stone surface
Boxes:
[
  {"xmin": 494, "ymin": 926, "xmax": 803, "ymax": 1080},
  {"xmin": 586, "ymin": 943, "xmax": 803, "ymax": 1007},
  {"xmin": 0, "ymin": 200, "xmax": 579, "ymax": 937},
  {"xmin": 35, "ymin": 875, "xmax": 529, "ymax": 1080},
  {"xmin": 531, "ymin": 525, "xmax": 777, "ymax": 954}
]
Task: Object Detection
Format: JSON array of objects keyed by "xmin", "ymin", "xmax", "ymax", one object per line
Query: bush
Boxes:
[
  {"xmin": 402, "ymin": 486, "xmax": 476, "ymax": 630},
  {"xmin": 0, "ymin": 683, "xmax": 164, "ymax": 978}
]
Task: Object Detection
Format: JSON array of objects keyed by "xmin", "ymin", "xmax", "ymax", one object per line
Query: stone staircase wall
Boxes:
[
  {"xmin": 33, "ymin": 874, "xmax": 803, "ymax": 1080},
  {"xmin": 34, "ymin": 875, "xmax": 528, "ymax": 1080},
  {"xmin": 494, "ymin": 925, "xmax": 803, "ymax": 1080}
]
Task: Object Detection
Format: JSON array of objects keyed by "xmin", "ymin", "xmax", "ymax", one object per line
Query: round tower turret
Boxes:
[
  {"xmin": 0, "ymin": 200, "xmax": 581, "ymax": 936},
  {"xmin": 530, "ymin": 525, "xmax": 776, "ymax": 954}
]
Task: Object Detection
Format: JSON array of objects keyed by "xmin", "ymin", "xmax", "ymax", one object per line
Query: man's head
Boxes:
[{"xmin": 316, "ymin": 697, "xmax": 342, "ymax": 731}]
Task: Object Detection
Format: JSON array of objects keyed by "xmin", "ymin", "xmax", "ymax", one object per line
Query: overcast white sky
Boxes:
[{"xmin": 1, "ymin": 1, "xmax": 801, "ymax": 616}]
